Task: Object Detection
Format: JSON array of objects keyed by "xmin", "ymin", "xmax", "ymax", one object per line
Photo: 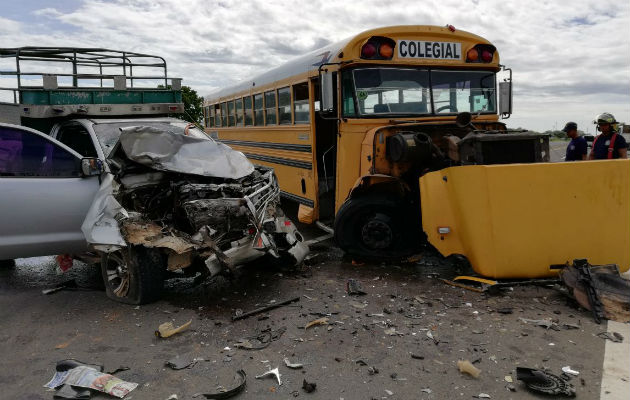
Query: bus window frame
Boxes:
[
  {"xmin": 220, "ymin": 102, "xmax": 228, "ymax": 126},
  {"xmin": 277, "ymin": 86, "xmax": 291, "ymax": 125},
  {"xmin": 264, "ymin": 90, "xmax": 277, "ymax": 126},
  {"xmin": 253, "ymin": 93, "xmax": 263, "ymax": 126},
  {"xmin": 293, "ymin": 82, "xmax": 310, "ymax": 125},
  {"xmin": 227, "ymin": 100, "xmax": 235, "ymax": 127},
  {"xmin": 235, "ymin": 97, "xmax": 244, "ymax": 127},
  {"xmin": 244, "ymin": 95, "xmax": 253, "ymax": 126}
]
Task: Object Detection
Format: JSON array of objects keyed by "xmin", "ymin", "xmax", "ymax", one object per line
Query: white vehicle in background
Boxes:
[{"xmin": 0, "ymin": 48, "xmax": 308, "ymax": 304}]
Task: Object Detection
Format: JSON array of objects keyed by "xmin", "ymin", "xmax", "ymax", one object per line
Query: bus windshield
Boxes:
[{"xmin": 347, "ymin": 68, "xmax": 496, "ymax": 117}]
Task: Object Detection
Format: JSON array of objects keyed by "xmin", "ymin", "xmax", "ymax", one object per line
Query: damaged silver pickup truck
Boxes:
[{"xmin": 0, "ymin": 120, "xmax": 308, "ymax": 304}]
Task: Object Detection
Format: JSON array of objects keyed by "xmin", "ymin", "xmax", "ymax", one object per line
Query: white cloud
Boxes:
[{"xmin": 0, "ymin": 0, "xmax": 628, "ymax": 130}]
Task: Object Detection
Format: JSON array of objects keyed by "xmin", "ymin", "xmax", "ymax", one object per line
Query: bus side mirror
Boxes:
[
  {"xmin": 320, "ymin": 70, "xmax": 335, "ymax": 114},
  {"xmin": 499, "ymin": 80, "xmax": 512, "ymax": 118}
]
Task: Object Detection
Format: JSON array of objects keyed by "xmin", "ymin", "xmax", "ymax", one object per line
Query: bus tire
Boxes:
[
  {"xmin": 101, "ymin": 246, "xmax": 165, "ymax": 305},
  {"xmin": 334, "ymin": 194, "xmax": 421, "ymax": 259}
]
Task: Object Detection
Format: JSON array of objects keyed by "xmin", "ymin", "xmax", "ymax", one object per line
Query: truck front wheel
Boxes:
[
  {"xmin": 101, "ymin": 247, "xmax": 165, "ymax": 304},
  {"xmin": 334, "ymin": 195, "xmax": 422, "ymax": 259}
]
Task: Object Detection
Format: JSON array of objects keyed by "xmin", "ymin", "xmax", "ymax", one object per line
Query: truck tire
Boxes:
[
  {"xmin": 101, "ymin": 246, "xmax": 165, "ymax": 304},
  {"xmin": 334, "ymin": 194, "xmax": 422, "ymax": 259}
]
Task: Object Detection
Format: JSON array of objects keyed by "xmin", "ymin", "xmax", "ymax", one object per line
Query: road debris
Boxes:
[
  {"xmin": 596, "ymin": 331, "xmax": 624, "ymax": 343},
  {"xmin": 255, "ymin": 367, "xmax": 282, "ymax": 386},
  {"xmin": 234, "ymin": 327, "xmax": 287, "ymax": 350},
  {"xmin": 305, "ymin": 317, "xmax": 329, "ymax": 330},
  {"xmin": 518, "ymin": 317, "xmax": 559, "ymax": 330},
  {"xmin": 232, "ymin": 297, "xmax": 300, "ymax": 321},
  {"xmin": 560, "ymin": 259, "xmax": 630, "ymax": 323},
  {"xmin": 42, "ymin": 279, "xmax": 78, "ymax": 295},
  {"xmin": 346, "ymin": 278, "xmax": 366, "ymax": 295},
  {"xmin": 516, "ymin": 367, "xmax": 576, "ymax": 397},
  {"xmin": 561, "ymin": 366, "xmax": 579, "ymax": 376},
  {"xmin": 283, "ymin": 358, "xmax": 303, "ymax": 369},
  {"xmin": 475, "ymin": 394, "xmax": 491, "ymax": 399},
  {"xmin": 302, "ymin": 379, "xmax": 316, "ymax": 393},
  {"xmin": 45, "ymin": 359, "xmax": 137, "ymax": 398},
  {"xmin": 198, "ymin": 369, "xmax": 246, "ymax": 399},
  {"xmin": 457, "ymin": 360, "xmax": 481, "ymax": 378},
  {"xmin": 165, "ymin": 354, "xmax": 198, "ymax": 370},
  {"xmin": 155, "ymin": 320, "xmax": 192, "ymax": 338}
]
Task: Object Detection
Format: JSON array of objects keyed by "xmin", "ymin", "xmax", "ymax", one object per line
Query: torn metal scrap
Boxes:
[
  {"xmin": 302, "ymin": 379, "xmax": 317, "ymax": 393},
  {"xmin": 232, "ymin": 297, "xmax": 300, "ymax": 321},
  {"xmin": 560, "ymin": 259, "xmax": 630, "ymax": 323},
  {"xmin": 200, "ymin": 369, "xmax": 246, "ymax": 399},
  {"xmin": 516, "ymin": 367, "xmax": 575, "ymax": 397},
  {"xmin": 255, "ymin": 367, "xmax": 282, "ymax": 386},
  {"xmin": 441, "ymin": 276, "xmax": 560, "ymax": 293},
  {"xmin": 346, "ymin": 278, "xmax": 367, "ymax": 295},
  {"xmin": 597, "ymin": 331, "xmax": 624, "ymax": 343},
  {"xmin": 166, "ymin": 353, "xmax": 198, "ymax": 370}
]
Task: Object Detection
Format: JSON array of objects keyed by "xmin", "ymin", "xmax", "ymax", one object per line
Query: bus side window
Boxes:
[
  {"xmin": 264, "ymin": 90, "xmax": 277, "ymax": 125},
  {"xmin": 293, "ymin": 83, "xmax": 309, "ymax": 124},
  {"xmin": 254, "ymin": 94, "xmax": 263, "ymax": 126},
  {"xmin": 208, "ymin": 106, "xmax": 214, "ymax": 127},
  {"xmin": 214, "ymin": 104, "xmax": 221, "ymax": 127},
  {"xmin": 236, "ymin": 98, "xmax": 243, "ymax": 126},
  {"xmin": 227, "ymin": 100, "xmax": 235, "ymax": 127},
  {"xmin": 221, "ymin": 102, "xmax": 228, "ymax": 126},
  {"xmin": 342, "ymin": 72, "xmax": 356, "ymax": 117},
  {"xmin": 278, "ymin": 87, "xmax": 291, "ymax": 125},
  {"xmin": 244, "ymin": 96, "xmax": 253, "ymax": 126}
]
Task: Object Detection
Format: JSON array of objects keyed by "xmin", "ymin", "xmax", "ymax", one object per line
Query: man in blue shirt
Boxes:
[
  {"xmin": 589, "ymin": 113, "xmax": 628, "ymax": 160},
  {"xmin": 563, "ymin": 122, "xmax": 587, "ymax": 161}
]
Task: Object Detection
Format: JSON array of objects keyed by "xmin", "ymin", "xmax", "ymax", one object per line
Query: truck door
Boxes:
[{"xmin": 0, "ymin": 124, "xmax": 99, "ymax": 260}]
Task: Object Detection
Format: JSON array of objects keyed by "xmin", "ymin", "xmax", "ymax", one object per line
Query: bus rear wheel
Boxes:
[{"xmin": 334, "ymin": 195, "xmax": 421, "ymax": 259}]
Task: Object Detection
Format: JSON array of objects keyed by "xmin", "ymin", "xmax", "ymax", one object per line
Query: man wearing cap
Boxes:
[
  {"xmin": 589, "ymin": 112, "xmax": 628, "ymax": 160},
  {"xmin": 563, "ymin": 122, "xmax": 587, "ymax": 161}
]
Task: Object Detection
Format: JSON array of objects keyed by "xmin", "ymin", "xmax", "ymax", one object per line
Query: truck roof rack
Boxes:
[{"xmin": 0, "ymin": 47, "xmax": 183, "ymax": 118}]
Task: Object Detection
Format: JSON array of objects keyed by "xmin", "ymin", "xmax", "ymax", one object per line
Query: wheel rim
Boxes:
[
  {"xmin": 360, "ymin": 213, "xmax": 394, "ymax": 250},
  {"xmin": 105, "ymin": 253, "xmax": 130, "ymax": 297}
]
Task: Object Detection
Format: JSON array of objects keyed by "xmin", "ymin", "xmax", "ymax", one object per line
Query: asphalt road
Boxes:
[{"xmin": 0, "ymin": 245, "xmax": 622, "ymax": 399}]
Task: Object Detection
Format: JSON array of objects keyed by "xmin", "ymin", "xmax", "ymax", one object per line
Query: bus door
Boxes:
[{"xmin": 312, "ymin": 76, "xmax": 338, "ymax": 222}]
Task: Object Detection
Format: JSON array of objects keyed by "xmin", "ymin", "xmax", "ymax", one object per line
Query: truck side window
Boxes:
[
  {"xmin": 56, "ymin": 123, "xmax": 98, "ymax": 157},
  {"xmin": 0, "ymin": 126, "xmax": 80, "ymax": 177}
]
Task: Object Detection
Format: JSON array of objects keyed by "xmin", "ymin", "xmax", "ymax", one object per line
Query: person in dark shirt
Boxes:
[
  {"xmin": 563, "ymin": 121, "xmax": 587, "ymax": 161},
  {"xmin": 589, "ymin": 112, "xmax": 628, "ymax": 160}
]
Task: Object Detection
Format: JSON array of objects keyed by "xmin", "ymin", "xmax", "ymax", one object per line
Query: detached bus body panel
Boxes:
[{"xmin": 420, "ymin": 159, "xmax": 630, "ymax": 278}]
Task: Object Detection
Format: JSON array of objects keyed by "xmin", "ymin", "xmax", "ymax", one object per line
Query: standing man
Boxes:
[
  {"xmin": 589, "ymin": 112, "xmax": 628, "ymax": 160},
  {"xmin": 563, "ymin": 121, "xmax": 587, "ymax": 161}
]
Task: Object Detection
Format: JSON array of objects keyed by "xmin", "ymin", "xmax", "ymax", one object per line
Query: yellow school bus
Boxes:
[{"xmin": 204, "ymin": 25, "xmax": 519, "ymax": 258}]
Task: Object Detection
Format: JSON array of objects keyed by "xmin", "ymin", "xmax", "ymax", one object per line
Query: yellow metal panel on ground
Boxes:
[{"xmin": 420, "ymin": 160, "xmax": 630, "ymax": 279}]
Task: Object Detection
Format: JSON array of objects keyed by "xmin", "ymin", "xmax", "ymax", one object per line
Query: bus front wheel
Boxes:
[{"xmin": 334, "ymin": 195, "xmax": 421, "ymax": 259}]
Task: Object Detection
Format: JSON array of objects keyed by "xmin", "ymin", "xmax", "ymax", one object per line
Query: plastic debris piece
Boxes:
[
  {"xmin": 167, "ymin": 395, "xmax": 178, "ymax": 400},
  {"xmin": 516, "ymin": 367, "xmax": 575, "ymax": 397},
  {"xmin": 368, "ymin": 366, "xmax": 379, "ymax": 375},
  {"xmin": 518, "ymin": 317, "xmax": 559, "ymax": 330},
  {"xmin": 302, "ymin": 379, "xmax": 316, "ymax": 393},
  {"xmin": 350, "ymin": 301, "xmax": 368, "ymax": 309},
  {"xmin": 255, "ymin": 367, "xmax": 282, "ymax": 386},
  {"xmin": 421, "ymin": 388, "xmax": 432, "ymax": 394},
  {"xmin": 561, "ymin": 366, "xmax": 579, "ymax": 376},
  {"xmin": 457, "ymin": 360, "xmax": 481, "ymax": 378},
  {"xmin": 476, "ymin": 394, "xmax": 491, "ymax": 398},
  {"xmin": 284, "ymin": 358, "xmax": 303, "ymax": 369},
  {"xmin": 156, "ymin": 320, "xmax": 192, "ymax": 338},
  {"xmin": 201, "ymin": 369, "xmax": 246, "ymax": 399},
  {"xmin": 346, "ymin": 278, "xmax": 367, "ymax": 295},
  {"xmin": 504, "ymin": 375, "xmax": 513, "ymax": 383},
  {"xmin": 384, "ymin": 327, "xmax": 403, "ymax": 336},
  {"xmin": 385, "ymin": 389, "xmax": 394, "ymax": 396},
  {"xmin": 305, "ymin": 317, "xmax": 329, "ymax": 330},
  {"xmin": 234, "ymin": 327, "xmax": 287, "ymax": 350},
  {"xmin": 506, "ymin": 383, "xmax": 516, "ymax": 392}
]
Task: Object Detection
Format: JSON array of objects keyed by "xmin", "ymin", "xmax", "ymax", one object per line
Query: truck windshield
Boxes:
[{"xmin": 346, "ymin": 68, "xmax": 496, "ymax": 117}]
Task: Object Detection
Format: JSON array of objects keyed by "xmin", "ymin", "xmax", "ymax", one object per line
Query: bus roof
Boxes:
[{"xmin": 205, "ymin": 25, "xmax": 496, "ymax": 102}]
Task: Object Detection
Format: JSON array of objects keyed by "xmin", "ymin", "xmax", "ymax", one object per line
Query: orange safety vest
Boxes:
[{"xmin": 592, "ymin": 133, "xmax": 618, "ymax": 159}]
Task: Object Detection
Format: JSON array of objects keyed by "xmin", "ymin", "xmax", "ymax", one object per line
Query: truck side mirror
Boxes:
[
  {"xmin": 81, "ymin": 157, "xmax": 103, "ymax": 176},
  {"xmin": 320, "ymin": 70, "xmax": 335, "ymax": 114},
  {"xmin": 499, "ymin": 81, "xmax": 512, "ymax": 118}
]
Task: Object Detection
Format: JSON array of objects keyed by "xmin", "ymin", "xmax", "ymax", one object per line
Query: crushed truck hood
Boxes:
[{"xmin": 118, "ymin": 125, "xmax": 254, "ymax": 179}]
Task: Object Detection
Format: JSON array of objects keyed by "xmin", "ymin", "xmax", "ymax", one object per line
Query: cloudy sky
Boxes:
[{"xmin": 1, "ymin": 0, "xmax": 628, "ymax": 132}]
